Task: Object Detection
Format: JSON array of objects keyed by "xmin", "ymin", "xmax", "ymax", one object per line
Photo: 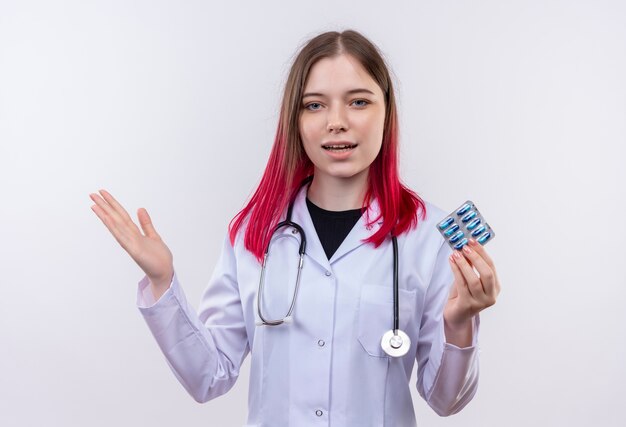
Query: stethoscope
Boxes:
[{"xmin": 256, "ymin": 176, "xmax": 411, "ymax": 358}]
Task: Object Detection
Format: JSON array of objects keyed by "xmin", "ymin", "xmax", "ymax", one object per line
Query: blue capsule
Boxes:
[
  {"xmin": 449, "ymin": 230, "xmax": 464, "ymax": 243},
  {"xmin": 477, "ymin": 232, "xmax": 492, "ymax": 244},
  {"xmin": 456, "ymin": 203, "xmax": 471, "ymax": 216},
  {"xmin": 461, "ymin": 211, "xmax": 477, "ymax": 223},
  {"xmin": 471, "ymin": 225, "xmax": 486, "ymax": 236},
  {"xmin": 467, "ymin": 218, "xmax": 481, "ymax": 230},
  {"xmin": 444, "ymin": 223, "xmax": 459, "ymax": 236},
  {"xmin": 438, "ymin": 217, "xmax": 454, "ymax": 230},
  {"xmin": 454, "ymin": 238, "xmax": 468, "ymax": 250}
]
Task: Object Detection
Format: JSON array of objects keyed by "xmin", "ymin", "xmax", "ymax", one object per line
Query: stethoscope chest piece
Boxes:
[{"xmin": 381, "ymin": 329, "xmax": 411, "ymax": 358}]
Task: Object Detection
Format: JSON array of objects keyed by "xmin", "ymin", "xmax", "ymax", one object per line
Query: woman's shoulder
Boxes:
[
  {"xmin": 421, "ymin": 199, "xmax": 448, "ymax": 228},
  {"xmin": 403, "ymin": 196, "xmax": 447, "ymax": 232},
  {"xmin": 227, "ymin": 215, "xmax": 249, "ymax": 250},
  {"xmin": 401, "ymin": 198, "xmax": 448, "ymax": 248},
  {"xmin": 226, "ymin": 215, "xmax": 264, "ymax": 261}
]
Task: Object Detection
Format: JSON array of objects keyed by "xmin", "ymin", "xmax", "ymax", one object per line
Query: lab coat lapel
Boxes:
[
  {"xmin": 329, "ymin": 197, "xmax": 383, "ymax": 265},
  {"xmin": 289, "ymin": 184, "xmax": 332, "ymax": 272}
]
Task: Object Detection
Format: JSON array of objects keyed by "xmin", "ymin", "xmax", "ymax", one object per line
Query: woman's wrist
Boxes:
[
  {"xmin": 443, "ymin": 316, "xmax": 473, "ymax": 348},
  {"xmin": 149, "ymin": 269, "xmax": 174, "ymax": 299}
]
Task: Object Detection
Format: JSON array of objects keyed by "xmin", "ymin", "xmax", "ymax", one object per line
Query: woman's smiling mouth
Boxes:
[{"xmin": 322, "ymin": 142, "xmax": 358, "ymax": 152}]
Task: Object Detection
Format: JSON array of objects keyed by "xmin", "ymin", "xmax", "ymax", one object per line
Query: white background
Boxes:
[{"xmin": 1, "ymin": 0, "xmax": 624, "ymax": 426}]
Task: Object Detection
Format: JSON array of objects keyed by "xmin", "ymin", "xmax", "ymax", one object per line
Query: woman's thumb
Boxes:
[{"xmin": 137, "ymin": 208, "xmax": 160, "ymax": 239}]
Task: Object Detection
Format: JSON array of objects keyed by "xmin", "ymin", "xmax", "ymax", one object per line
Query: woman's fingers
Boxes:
[
  {"xmin": 451, "ymin": 251, "xmax": 478, "ymax": 293},
  {"xmin": 446, "ymin": 240, "xmax": 500, "ymax": 331},
  {"xmin": 99, "ymin": 189, "xmax": 134, "ymax": 225},
  {"xmin": 137, "ymin": 208, "xmax": 160, "ymax": 239},
  {"xmin": 89, "ymin": 190, "xmax": 143, "ymax": 253},
  {"xmin": 90, "ymin": 190, "xmax": 174, "ymax": 283},
  {"xmin": 464, "ymin": 240, "xmax": 499, "ymax": 301},
  {"xmin": 468, "ymin": 238, "xmax": 496, "ymax": 272},
  {"xmin": 448, "ymin": 255, "xmax": 470, "ymax": 299},
  {"xmin": 89, "ymin": 192, "xmax": 125, "ymax": 229},
  {"xmin": 461, "ymin": 242, "xmax": 497, "ymax": 299},
  {"xmin": 446, "ymin": 255, "xmax": 475, "ymax": 326},
  {"xmin": 451, "ymin": 250, "xmax": 489, "ymax": 306},
  {"xmin": 98, "ymin": 189, "xmax": 142, "ymax": 236},
  {"xmin": 90, "ymin": 190, "xmax": 140, "ymax": 236},
  {"xmin": 467, "ymin": 239, "xmax": 501, "ymax": 296},
  {"xmin": 452, "ymin": 241, "xmax": 498, "ymax": 309},
  {"xmin": 90, "ymin": 202, "xmax": 133, "ymax": 250}
]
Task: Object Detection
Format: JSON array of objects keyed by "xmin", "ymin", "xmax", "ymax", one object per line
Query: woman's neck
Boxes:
[{"xmin": 306, "ymin": 170, "xmax": 369, "ymax": 211}]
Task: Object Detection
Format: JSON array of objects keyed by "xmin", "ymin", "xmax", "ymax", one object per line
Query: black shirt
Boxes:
[{"xmin": 306, "ymin": 197, "xmax": 364, "ymax": 260}]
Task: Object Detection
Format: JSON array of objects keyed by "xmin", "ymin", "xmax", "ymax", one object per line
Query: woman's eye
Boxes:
[
  {"xmin": 304, "ymin": 100, "xmax": 369, "ymax": 111},
  {"xmin": 305, "ymin": 102, "xmax": 322, "ymax": 111}
]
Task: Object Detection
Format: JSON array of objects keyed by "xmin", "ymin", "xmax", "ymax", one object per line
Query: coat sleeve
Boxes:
[
  {"xmin": 136, "ymin": 232, "xmax": 250, "ymax": 403},
  {"xmin": 415, "ymin": 239, "xmax": 480, "ymax": 416}
]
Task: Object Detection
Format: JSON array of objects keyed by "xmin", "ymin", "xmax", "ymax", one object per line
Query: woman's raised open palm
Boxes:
[{"xmin": 89, "ymin": 189, "xmax": 174, "ymax": 292}]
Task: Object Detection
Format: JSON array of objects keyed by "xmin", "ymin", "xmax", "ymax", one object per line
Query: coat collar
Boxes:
[{"xmin": 283, "ymin": 181, "xmax": 385, "ymax": 271}]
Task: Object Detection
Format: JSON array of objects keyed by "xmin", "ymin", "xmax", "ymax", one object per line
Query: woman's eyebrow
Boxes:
[{"xmin": 302, "ymin": 88, "xmax": 375, "ymax": 99}]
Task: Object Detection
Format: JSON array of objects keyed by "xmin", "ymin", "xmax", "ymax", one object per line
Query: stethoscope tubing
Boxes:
[
  {"xmin": 256, "ymin": 175, "xmax": 409, "ymax": 357},
  {"xmin": 257, "ymin": 222, "xmax": 306, "ymax": 326},
  {"xmin": 392, "ymin": 234, "xmax": 399, "ymax": 334}
]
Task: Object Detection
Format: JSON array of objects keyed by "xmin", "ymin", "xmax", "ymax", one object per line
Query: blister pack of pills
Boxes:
[{"xmin": 436, "ymin": 200, "xmax": 495, "ymax": 251}]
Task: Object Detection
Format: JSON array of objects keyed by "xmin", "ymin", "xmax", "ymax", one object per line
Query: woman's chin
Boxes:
[{"xmin": 313, "ymin": 167, "xmax": 369, "ymax": 181}]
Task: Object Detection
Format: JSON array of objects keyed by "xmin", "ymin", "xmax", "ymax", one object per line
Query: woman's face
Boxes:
[{"xmin": 298, "ymin": 53, "xmax": 386, "ymax": 183}]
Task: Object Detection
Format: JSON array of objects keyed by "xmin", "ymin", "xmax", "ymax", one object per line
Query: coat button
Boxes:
[
  {"xmin": 324, "ymin": 271, "xmax": 331, "ymax": 277},
  {"xmin": 315, "ymin": 410, "xmax": 323, "ymax": 416},
  {"xmin": 318, "ymin": 339, "xmax": 325, "ymax": 347}
]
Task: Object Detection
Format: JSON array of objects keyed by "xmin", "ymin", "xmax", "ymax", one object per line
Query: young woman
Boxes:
[{"xmin": 90, "ymin": 29, "xmax": 501, "ymax": 426}]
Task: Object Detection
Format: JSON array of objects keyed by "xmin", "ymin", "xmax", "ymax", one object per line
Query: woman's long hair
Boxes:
[{"xmin": 228, "ymin": 29, "xmax": 426, "ymax": 263}]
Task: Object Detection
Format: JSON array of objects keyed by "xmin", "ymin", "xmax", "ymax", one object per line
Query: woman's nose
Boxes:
[{"xmin": 326, "ymin": 105, "xmax": 348, "ymax": 133}]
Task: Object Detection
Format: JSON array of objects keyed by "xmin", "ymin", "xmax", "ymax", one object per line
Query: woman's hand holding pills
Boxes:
[
  {"xmin": 443, "ymin": 238, "xmax": 501, "ymax": 347},
  {"xmin": 89, "ymin": 189, "xmax": 174, "ymax": 297}
]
